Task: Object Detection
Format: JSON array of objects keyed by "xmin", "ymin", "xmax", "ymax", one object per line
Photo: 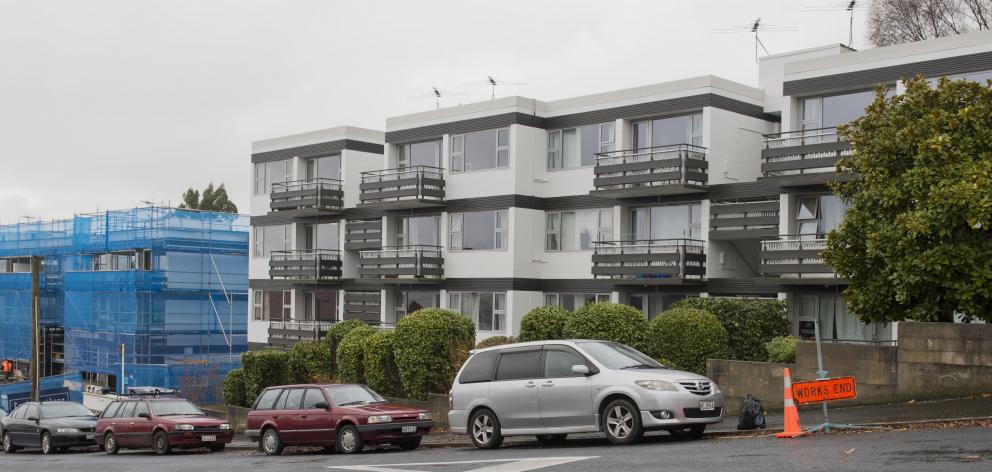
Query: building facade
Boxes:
[{"xmin": 248, "ymin": 31, "xmax": 992, "ymax": 348}]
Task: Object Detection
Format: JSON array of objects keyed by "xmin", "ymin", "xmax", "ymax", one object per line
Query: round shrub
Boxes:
[
  {"xmin": 394, "ymin": 308, "xmax": 475, "ymax": 400},
  {"xmin": 222, "ymin": 368, "xmax": 247, "ymax": 407},
  {"xmin": 765, "ymin": 336, "xmax": 799, "ymax": 364},
  {"xmin": 562, "ymin": 302, "xmax": 648, "ymax": 350},
  {"xmin": 670, "ymin": 297, "xmax": 789, "ymax": 362},
  {"xmin": 336, "ymin": 324, "xmax": 377, "ymax": 384},
  {"xmin": 476, "ymin": 335, "xmax": 516, "ymax": 349},
  {"xmin": 647, "ymin": 307, "xmax": 730, "ymax": 375},
  {"xmin": 363, "ymin": 330, "xmax": 403, "ymax": 397},
  {"xmin": 518, "ymin": 306, "xmax": 572, "ymax": 342},
  {"xmin": 241, "ymin": 350, "xmax": 291, "ymax": 404},
  {"xmin": 322, "ymin": 319, "xmax": 368, "ymax": 375},
  {"xmin": 289, "ymin": 340, "xmax": 332, "ymax": 383}
]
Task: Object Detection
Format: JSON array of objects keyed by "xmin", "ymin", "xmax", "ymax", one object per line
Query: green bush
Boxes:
[
  {"xmin": 476, "ymin": 335, "xmax": 516, "ymax": 349},
  {"xmin": 336, "ymin": 324, "xmax": 377, "ymax": 384},
  {"xmin": 394, "ymin": 308, "xmax": 476, "ymax": 400},
  {"xmin": 670, "ymin": 297, "xmax": 790, "ymax": 362},
  {"xmin": 364, "ymin": 330, "xmax": 403, "ymax": 397},
  {"xmin": 647, "ymin": 307, "xmax": 730, "ymax": 375},
  {"xmin": 518, "ymin": 306, "xmax": 572, "ymax": 342},
  {"xmin": 322, "ymin": 319, "xmax": 368, "ymax": 375},
  {"xmin": 766, "ymin": 336, "xmax": 799, "ymax": 364},
  {"xmin": 289, "ymin": 340, "xmax": 332, "ymax": 383},
  {"xmin": 222, "ymin": 368, "xmax": 247, "ymax": 407},
  {"xmin": 241, "ymin": 350, "xmax": 291, "ymax": 404},
  {"xmin": 562, "ymin": 303, "xmax": 648, "ymax": 350}
]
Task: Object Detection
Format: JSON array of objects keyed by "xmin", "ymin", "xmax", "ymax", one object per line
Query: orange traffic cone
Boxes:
[{"xmin": 775, "ymin": 367, "xmax": 808, "ymax": 438}]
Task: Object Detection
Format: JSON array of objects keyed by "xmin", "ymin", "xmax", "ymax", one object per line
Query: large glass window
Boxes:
[
  {"xmin": 393, "ymin": 291, "xmax": 439, "ymax": 323},
  {"xmin": 399, "ymin": 140, "xmax": 441, "ymax": 168},
  {"xmin": 306, "ymin": 154, "xmax": 341, "ymax": 180},
  {"xmin": 254, "ymin": 225, "xmax": 291, "ymax": 258},
  {"xmin": 253, "ymin": 290, "xmax": 292, "ymax": 321},
  {"xmin": 545, "ymin": 208, "xmax": 613, "ymax": 251},
  {"xmin": 631, "ymin": 203, "xmax": 702, "ymax": 240},
  {"xmin": 303, "ymin": 290, "xmax": 337, "ymax": 322},
  {"xmin": 305, "ymin": 222, "xmax": 339, "ymax": 250},
  {"xmin": 449, "ymin": 292, "xmax": 506, "ymax": 332},
  {"xmin": 547, "ymin": 123, "xmax": 615, "ymax": 169},
  {"xmin": 395, "ymin": 215, "xmax": 440, "ymax": 247},
  {"xmin": 795, "ymin": 194, "xmax": 848, "ymax": 238},
  {"xmin": 451, "ymin": 128, "xmax": 510, "ymax": 172},
  {"xmin": 254, "ymin": 159, "xmax": 291, "ymax": 195},
  {"xmin": 632, "ymin": 113, "xmax": 703, "ymax": 148},
  {"xmin": 801, "ymin": 90, "xmax": 876, "ymax": 130},
  {"xmin": 544, "ymin": 293, "xmax": 610, "ymax": 310},
  {"xmin": 449, "ymin": 210, "xmax": 507, "ymax": 250}
]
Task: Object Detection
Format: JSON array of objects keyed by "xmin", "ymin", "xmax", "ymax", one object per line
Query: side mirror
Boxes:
[
  {"xmin": 138, "ymin": 412, "xmax": 149, "ymax": 419},
  {"xmin": 571, "ymin": 364, "xmax": 590, "ymax": 376},
  {"xmin": 314, "ymin": 402, "xmax": 329, "ymax": 410},
  {"xmin": 26, "ymin": 416, "xmax": 39, "ymax": 422}
]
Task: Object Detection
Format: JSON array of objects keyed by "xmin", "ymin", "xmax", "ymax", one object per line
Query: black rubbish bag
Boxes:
[{"xmin": 737, "ymin": 394, "xmax": 767, "ymax": 430}]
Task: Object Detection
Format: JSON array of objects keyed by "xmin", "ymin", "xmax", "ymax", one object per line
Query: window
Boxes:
[
  {"xmin": 133, "ymin": 401, "xmax": 149, "ymax": 418},
  {"xmin": 393, "ymin": 291, "xmax": 439, "ymax": 323},
  {"xmin": 324, "ymin": 385, "xmax": 385, "ymax": 406},
  {"xmin": 577, "ymin": 341, "xmax": 663, "ymax": 370},
  {"xmin": 495, "ymin": 350, "xmax": 542, "ymax": 381},
  {"xmin": 544, "ymin": 347, "xmax": 588, "ymax": 378},
  {"xmin": 801, "ymin": 90, "xmax": 876, "ymax": 131},
  {"xmin": 398, "ymin": 140, "xmax": 441, "ymax": 168},
  {"xmin": 306, "ymin": 154, "xmax": 341, "ymax": 180},
  {"xmin": 25, "ymin": 404, "xmax": 40, "ymax": 420},
  {"xmin": 545, "ymin": 208, "xmax": 613, "ymax": 251},
  {"xmin": 253, "ymin": 163, "xmax": 265, "ymax": 195},
  {"xmin": 119, "ymin": 402, "xmax": 137, "ymax": 418},
  {"xmin": 631, "ymin": 203, "xmax": 702, "ymax": 240},
  {"xmin": 458, "ymin": 350, "xmax": 498, "ymax": 383},
  {"xmin": 795, "ymin": 194, "xmax": 848, "ymax": 239},
  {"xmin": 451, "ymin": 128, "xmax": 510, "ymax": 172},
  {"xmin": 395, "ymin": 215, "xmax": 440, "ymax": 247},
  {"xmin": 254, "ymin": 160, "xmax": 291, "ymax": 195},
  {"xmin": 305, "ymin": 222, "xmax": 339, "ymax": 250},
  {"xmin": 301, "ymin": 388, "xmax": 326, "ymax": 409},
  {"xmin": 547, "ymin": 123, "xmax": 615, "ymax": 169},
  {"xmin": 544, "ymin": 293, "xmax": 610, "ymax": 310},
  {"xmin": 632, "ymin": 113, "xmax": 703, "ymax": 148},
  {"xmin": 449, "ymin": 292, "xmax": 506, "ymax": 332},
  {"xmin": 254, "ymin": 388, "xmax": 283, "ymax": 410},
  {"xmin": 253, "ymin": 290, "xmax": 292, "ymax": 321},
  {"xmin": 254, "ymin": 225, "xmax": 290, "ymax": 258},
  {"xmin": 92, "ymin": 251, "xmax": 138, "ymax": 271},
  {"xmin": 277, "ymin": 388, "xmax": 305, "ymax": 410},
  {"xmin": 102, "ymin": 402, "xmax": 121, "ymax": 419},
  {"xmin": 149, "ymin": 400, "xmax": 203, "ymax": 416},
  {"xmin": 449, "ymin": 210, "xmax": 507, "ymax": 250}
]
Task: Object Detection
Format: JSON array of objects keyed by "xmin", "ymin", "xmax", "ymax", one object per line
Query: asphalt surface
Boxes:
[{"xmin": 2, "ymin": 426, "xmax": 990, "ymax": 472}]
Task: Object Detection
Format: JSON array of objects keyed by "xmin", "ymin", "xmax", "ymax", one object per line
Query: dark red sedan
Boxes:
[
  {"xmin": 95, "ymin": 396, "xmax": 232, "ymax": 455},
  {"xmin": 246, "ymin": 384, "xmax": 433, "ymax": 455}
]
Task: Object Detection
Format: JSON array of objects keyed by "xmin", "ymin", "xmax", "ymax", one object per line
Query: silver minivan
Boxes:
[{"xmin": 448, "ymin": 340, "xmax": 725, "ymax": 448}]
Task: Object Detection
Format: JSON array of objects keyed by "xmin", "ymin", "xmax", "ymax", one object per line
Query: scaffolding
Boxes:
[{"xmin": 0, "ymin": 207, "xmax": 248, "ymax": 403}]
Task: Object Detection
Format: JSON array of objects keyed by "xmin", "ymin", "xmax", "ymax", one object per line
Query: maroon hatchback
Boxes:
[
  {"xmin": 96, "ymin": 396, "xmax": 232, "ymax": 455},
  {"xmin": 246, "ymin": 384, "xmax": 433, "ymax": 455}
]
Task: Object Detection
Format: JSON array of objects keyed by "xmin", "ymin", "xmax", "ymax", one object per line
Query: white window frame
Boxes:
[
  {"xmin": 544, "ymin": 293, "xmax": 610, "ymax": 309},
  {"xmin": 253, "ymin": 163, "xmax": 266, "ymax": 196},
  {"xmin": 449, "ymin": 291, "xmax": 506, "ymax": 333},
  {"xmin": 546, "ymin": 123, "xmax": 615, "ymax": 170},
  {"xmin": 253, "ymin": 227, "xmax": 264, "ymax": 258},
  {"xmin": 448, "ymin": 210, "xmax": 508, "ymax": 251},
  {"xmin": 544, "ymin": 208, "xmax": 613, "ymax": 251},
  {"xmin": 253, "ymin": 290, "xmax": 264, "ymax": 321},
  {"xmin": 450, "ymin": 128, "xmax": 510, "ymax": 173}
]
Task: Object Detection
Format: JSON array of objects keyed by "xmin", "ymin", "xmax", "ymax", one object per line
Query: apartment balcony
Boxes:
[
  {"xmin": 358, "ymin": 166, "xmax": 445, "ymax": 210},
  {"xmin": 358, "ymin": 245, "xmax": 444, "ymax": 283},
  {"xmin": 761, "ymin": 128, "xmax": 851, "ymax": 186},
  {"xmin": 343, "ymin": 291, "xmax": 382, "ymax": 323},
  {"xmin": 591, "ymin": 239, "xmax": 706, "ymax": 284},
  {"xmin": 591, "ymin": 144, "xmax": 708, "ymax": 198},
  {"xmin": 268, "ymin": 249, "xmax": 342, "ymax": 281},
  {"xmin": 268, "ymin": 320, "xmax": 336, "ymax": 349},
  {"xmin": 344, "ymin": 219, "xmax": 383, "ymax": 251},
  {"xmin": 760, "ymin": 236, "xmax": 834, "ymax": 277},
  {"xmin": 709, "ymin": 200, "xmax": 780, "ymax": 240},
  {"xmin": 269, "ymin": 178, "xmax": 344, "ymax": 217}
]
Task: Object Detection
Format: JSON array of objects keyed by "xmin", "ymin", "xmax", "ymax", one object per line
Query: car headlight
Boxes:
[
  {"xmin": 174, "ymin": 424, "xmax": 195, "ymax": 431},
  {"xmin": 418, "ymin": 412, "xmax": 431, "ymax": 421},
  {"xmin": 218, "ymin": 423, "xmax": 231, "ymax": 430},
  {"xmin": 366, "ymin": 415, "xmax": 393, "ymax": 424},
  {"xmin": 56, "ymin": 428, "xmax": 80, "ymax": 434},
  {"xmin": 635, "ymin": 380, "xmax": 678, "ymax": 392}
]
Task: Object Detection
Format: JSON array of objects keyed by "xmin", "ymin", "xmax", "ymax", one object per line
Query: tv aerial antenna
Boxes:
[
  {"xmin": 462, "ymin": 76, "xmax": 527, "ymax": 100},
  {"xmin": 410, "ymin": 86, "xmax": 470, "ymax": 110},
  {"xmin": 802, "ymin": 1, "xmax": 868, "ymax": 48},
  {"xmin": 711, "ymin": 18, "xmax": 798, "ymax": 63}
]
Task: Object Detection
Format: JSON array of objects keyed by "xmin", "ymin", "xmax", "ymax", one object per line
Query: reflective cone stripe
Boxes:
[{"xmin": 775, "ymin": 367, "xmax": 807, "ymax": 438}]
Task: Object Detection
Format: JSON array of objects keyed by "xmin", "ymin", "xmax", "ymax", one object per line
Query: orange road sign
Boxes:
[{"xmin": 791, "ymin": 376, "xmax": 857, "ymax": 404}]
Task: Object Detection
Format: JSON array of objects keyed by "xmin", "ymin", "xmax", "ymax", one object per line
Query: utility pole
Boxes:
[{"xmin": 30, "ymin": 256, "xmax": 42, "ymax": 402}]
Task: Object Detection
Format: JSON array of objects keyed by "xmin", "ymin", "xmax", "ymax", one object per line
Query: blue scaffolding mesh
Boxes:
[{"xmin": 0, "ymin": 207, "xmax": 248, "ymax": 404}]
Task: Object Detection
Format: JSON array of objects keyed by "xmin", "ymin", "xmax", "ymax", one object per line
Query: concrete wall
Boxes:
[
  {"xmin": 706, "ymin": 359, "xmax": 794, "ymax": 412},
  {"xmin": 897, "ymin": 322, "xmax": 992, "ymax": 401}
]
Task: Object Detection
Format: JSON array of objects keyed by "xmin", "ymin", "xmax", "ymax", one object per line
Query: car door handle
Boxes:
[
  {"xmin": 300, "ymin": 415, "xmax": 308, "ymax": 419},
  {"xmin": 541, "ymin": 382, "xmax": 554, "ymax": 388},
  {"xmin": 524, "ymin": 382, "xmax": 536, "ymax": 388},
  {"xmin": 129, "ymin": 422, "xmax": 135, "ymax": 425}
]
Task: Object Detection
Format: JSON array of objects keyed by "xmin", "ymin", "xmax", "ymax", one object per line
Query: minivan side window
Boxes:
[
  {"xmin": 102, "ymin": 402, "xmax": 121, "ymax": 418},
  {"xmin": 277, "ymin": 388, "xmax": 305, "ymax": 410},
  {"xmin": 495, "ymin": 350, "xmax": 542, "ymax": 381},
  {"xmin": 459, "ymin": 351, "xmax": 498, "ymax": 383},
  {"xmin": 254, "ymin": 388, "xmax": 283, "ymax": 410},
  {"xmin": 544, "ymin": 347, "xmax": 588, "ymax": 378}
]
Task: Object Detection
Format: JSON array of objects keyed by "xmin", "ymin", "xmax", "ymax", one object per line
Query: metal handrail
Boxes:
[
  {"xmin": 762, "ymin": 127, "xmax": 841, "ymax": 149},
  {"xmin": 761, "ymin": 236, "xmax": 828, "ymax": 251},
  {"xmin": 270, "ymin": 249, "xmax": 342, "ymax": 261},
  {"xmin": 361, "ymin": 165, "xmax": 444, "ymax": 181},
  {"xmin": 594, "ymin": 143, "xmax": 707, "ymax": 164},
  {"xmin": 271, "ymin": 178, "xmax": 343, "ymax": 193},
  {"xmin": 359, "ymin": 244, "xmax": 443, "ymax": 258},
  {"xmin": 592, "ymin": 238, "xmax": 706, "ymax": 248}
]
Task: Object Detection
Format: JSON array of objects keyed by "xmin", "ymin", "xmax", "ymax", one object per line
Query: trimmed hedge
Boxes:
[
  {"xmin": 289, "ymin": 340, "xmax": 332, "ymax": 383},
  {"xmin": 562, "ymin": 303, "xmax": 648, "ymax": 350},
  {"xmin": 670, "ymin": 297, "xmax": 790, "ymax": 362},
  {"xmin": 476, "ymin": 335, "xmax": 516, "ymax": 349},
  {"xmin": 364, "ymin": 330, "xmax": 403, "ymax": 397},
  {"xmin": 222, "ymin": 368, "xmax": 247, "ymax": 408},
  {"xmin": 518, "ymin": 306, "xmax": 572, "ymax": 342},
  {"xmin": 241, "ymin": 350, "xmax": 291, "ymax": 404},
  {"xmin": 336, "ymin": 324, "xmax": 377, "ymax": 384},
  {"xmin": 394, "ymin": 308, "xmax": 476, "ymax": 400},
  {"xmin": 648, "ymin": 307, "xmax": 730, "ymax": 375},
  {"xmin": 323, "ymin": 319, "xmax": 369, "ymax": 375},
  {"xmin": 766, "ymin": 336, "xmax": 799, "ymax": 364}
]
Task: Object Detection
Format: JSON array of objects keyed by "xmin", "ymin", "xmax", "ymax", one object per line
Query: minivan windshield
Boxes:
[
  {"xmin": 577, "ymin": 341, "xmax": 666, "ymax": 370},
  {"xmin": 40, "ymin": 402, "xmax": 94, "ymax": 419},
  {"xmin": 324, "ymin": 385, "xmax": 385, "ymax": 406},
  {"xmin": 150, "ymin": 400, "xmax": 205, "ymax": 417}
]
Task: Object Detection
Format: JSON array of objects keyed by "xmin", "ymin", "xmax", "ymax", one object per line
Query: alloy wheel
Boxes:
[
  {"xmin": 606, "ymin": 405, "xmax": 633, "ymax": 439},
  {"xmin": 473, "ymin": 414, "xmax": 494, "ymax": 444},
  {"xmin": 262, "ymin": 430, "xmax": 277, "ymax": 454},
  {"xmin": 340, "ymin": 429, "xmax": 356, "ymax": 451},
  {"xmin": 41, "ymin": 433, "xmax": 52, "ymax": 454},
  {"xmin": 3, "ymin": 432, "xmax": 14, "ymax": 453}
]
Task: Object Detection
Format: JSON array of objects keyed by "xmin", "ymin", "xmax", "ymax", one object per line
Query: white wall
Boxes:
[
  {"xmin": 705, "ymin": 107, "xmax": 778, "ymax": 185},
  {"xmin": 342, "ymin": 149, "xmax": 384, "ymax": 208}
]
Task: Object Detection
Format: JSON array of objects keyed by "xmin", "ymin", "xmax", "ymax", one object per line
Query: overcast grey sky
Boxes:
[{"xmin": 0, "ymin": 0, "xmax": 870, "ymax": 223}]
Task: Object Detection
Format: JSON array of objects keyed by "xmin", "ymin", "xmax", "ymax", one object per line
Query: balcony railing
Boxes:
[
  {"xmin": 592, "ymin": 144, "xmax": 708, "ymax": 196},
  {"xmin": 761, "ymin": 128, "xmax": 851, "ymax": 178},
  {"xmin": 344, "ymin": 219, "xmax": 383, "ymax": 251},
  {"xmin": 359, "ymin": 165, "xmax": 445, "ymax": 208},
  {"xmin": 759, "ymin": 235, "xmax": 832, "ymax": 275},
  {"xmin": 358, "ymin": 245, "xmax": 444, "ymax": 280},
  {"xmin": 709, "ymin": 200, "xmax": 780, "ymax": 239},
  {"xmin": 268, "ymin": 320, "xmax": 337, "ymax": 348},
  {"xmin": 269, "ymin": 249, "xmax": 342, "ymax": 280},
  {"xmin": 270, "ymin": 178, "xmax": 344, "ymax": 212},
  {"xmin": 591, "ymin": 239, "xmax": 706, "ymax": 280}
]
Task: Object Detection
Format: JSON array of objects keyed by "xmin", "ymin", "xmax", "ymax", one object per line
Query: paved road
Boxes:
[{"xmin": 1, "ymin": 427, "xmax": 990, "ymax": 472}]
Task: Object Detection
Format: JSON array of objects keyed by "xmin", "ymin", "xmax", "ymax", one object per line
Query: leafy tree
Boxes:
[
  {"xmin": 823, "ymin": 76, "xmax": 992, "ymax": 323},
  {"xmin": 179, "ymin": 182, "xmax": 238, "ymax": 213},
  {"xmin": 868, "ymin": 0, "xmax": 990, "ymax": 47},
  {"xmin": 517, "ymin": 305, "xmax": 572, "ymax": 342},
  {"xmin": 670, "ymin": 297, "xmax": 789, "ymax": 362}
]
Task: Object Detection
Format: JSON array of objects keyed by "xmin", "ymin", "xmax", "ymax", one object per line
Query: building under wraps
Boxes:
[{"xmin": 0, "ymin": 207, "xmax": 247, "ymax": 403}]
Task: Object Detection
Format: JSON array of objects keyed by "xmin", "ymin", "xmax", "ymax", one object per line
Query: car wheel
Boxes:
[
  {"xmin": 260, "ymin": 428, "xmax": 284, "ymax": 456},
  {"xmin": 40, "ymin": 432, "xmax": 55, "ymax": 455},
  {"xmin": 469, "ymin": 408, "xmax": 502, "ymax": 449},
  {"xmin": 603, "ymin": 398, "xmax": 643, "ymax": 445},
  {"xmin": 335, "ymin": 424, "xmax": 364, "ymax": 454},
  {"xmin": 104, "ymin": 432, "xmax": 120, "ymax": 455},
  {"xmin": 535, "ymin": 434, "xmax": 567, "ymax": 446},
  {"xmin": 209, "ymin": 444, "xmax": 225, "ymax": 452},
  {"xmin": 2, "ymin": 432, "xmax": 16, "ymax": 454},
  {"xmin": 667, "ymin": 424, "xmax": 706, "ymax": 440},
  {"xmin": 152, "ymin": 431, "xmax": 172, "ymax": 455},
  {"xmin": 396, "ymin": 437, "xmax": 422, "ymax": 451}
]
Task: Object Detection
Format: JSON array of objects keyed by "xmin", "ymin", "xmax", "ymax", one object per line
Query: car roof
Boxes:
[
  {"xmin": 471, "ymin": 339, "xmax": 600, "ymax": 354},
  {"xmin": 264, "ymin": 383, "xmax": 362, "ymax": 389}
]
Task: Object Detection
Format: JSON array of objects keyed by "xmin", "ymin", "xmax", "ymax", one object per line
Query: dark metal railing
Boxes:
[
  {"xmin": 591, "ymin": 238, "xmax": 706, "ymax": 279},
  {"xmin": 270, "ymin": 178, "xmax": 344, "ymax": 211},
  {"xmin": 358, "ymin": 244, "xmax": 444, "ymax": 280},
  {"xmin": 359, "ymin": 165, "xmax": 445, "ymax": 204},
  {"xmin": 593, "ymin": 144, "xmax": 708, "ymax": 190},
  {"xmin": 759, "ymin": 234, "xmax": 832, "ymax": 275},
  {"xmin": 761, "ymin": 128, "xmax": 850, "ymax": 177},
  {"xmin": 269, "ymin": 249, "xmax": 342, "ymax": 280}
]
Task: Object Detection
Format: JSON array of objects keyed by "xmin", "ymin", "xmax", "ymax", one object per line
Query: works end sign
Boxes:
[{"xmin": 791, "ymin": 377, "xmax": 857, "ymax": 404}]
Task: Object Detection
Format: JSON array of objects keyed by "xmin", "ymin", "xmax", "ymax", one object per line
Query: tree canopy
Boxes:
[
  {"xmin": 868, "ymin": 0, "xmax": 991, "ymax": 47},
  {"xmin": 823, "ymin": 76, "xmax": 992, "ymax": 323},
  {"xmin": 179, "ymin": 183, "xmax": 238, "ymax": 213}
]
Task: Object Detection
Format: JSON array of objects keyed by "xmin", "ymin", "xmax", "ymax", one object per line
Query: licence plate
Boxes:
[
  {"xmin": 401, "ymin": 426, "xmax": 417, "ymax": 434},
  {"xmin": 699, "ymin": 401, "xmax": 715, "ymax": 411},
  {"xmin": 86, "ymin": 434, "xmax": 95, "ymax": 440},
  {"xmin": 201, "ymin": 435, "xmax": 216, "ymax": 442}
]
